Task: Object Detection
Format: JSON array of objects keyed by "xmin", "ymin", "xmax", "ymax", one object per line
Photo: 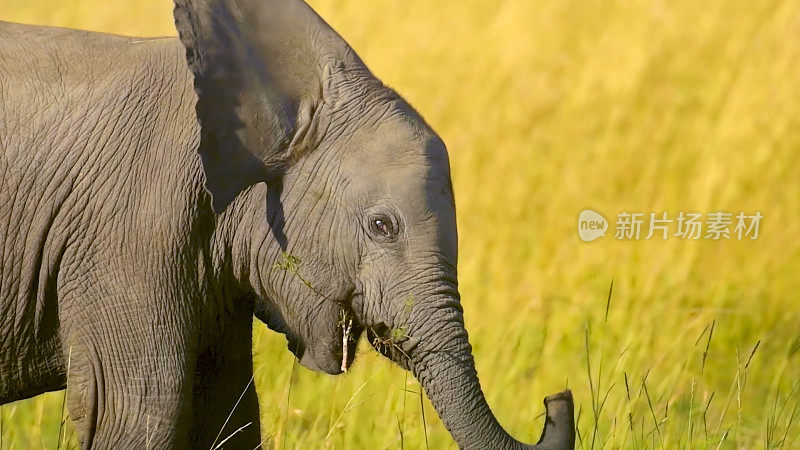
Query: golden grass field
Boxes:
[{"xmin": 2, "ymin": 0, "xmax": 800, "ymax": 448}]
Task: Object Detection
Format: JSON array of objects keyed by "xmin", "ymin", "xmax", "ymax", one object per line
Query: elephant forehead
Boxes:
[
  {"xmin": 343, "ymin": 152, "xmax": 451, "ymax": 212},
  {"xmin": 341, "ymin": 118, "xmax": 450, "ymax": 189}
]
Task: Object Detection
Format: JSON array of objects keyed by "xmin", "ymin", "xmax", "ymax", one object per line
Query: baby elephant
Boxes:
[{"xmin": 0, "ymin": 0, "xmax": 574, "ymax": 448}]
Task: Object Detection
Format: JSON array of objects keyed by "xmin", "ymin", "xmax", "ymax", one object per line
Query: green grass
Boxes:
[{"xmin": 3, "ymin": 0, "xmax": 800, "ymax": 448}]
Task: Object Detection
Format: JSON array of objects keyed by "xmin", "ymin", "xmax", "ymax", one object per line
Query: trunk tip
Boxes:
[
  {"xmin": 543, "ymin": 389, "xmax": 573, "ymax": 405},
  {"xmin": 536, "ymin": 389, "xmax": 576, "ymax": 450}
]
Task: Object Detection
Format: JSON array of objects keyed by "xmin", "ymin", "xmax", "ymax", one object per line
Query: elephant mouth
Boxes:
[
  {"xmin": 293, "ymin": 307, "xmax": 364, "ymax": 375},
  {"xmin": 254, "ymin": 296, "xmax": 364, "ymax": 375},
  {"xmin": 265, "ymin": 303, "xmax": 363, "ymax": 375}
]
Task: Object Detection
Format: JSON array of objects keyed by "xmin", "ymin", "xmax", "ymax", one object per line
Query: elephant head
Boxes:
[{"xmin": 173, "ymin": 0, "xmax": 575, "ymax": 448}]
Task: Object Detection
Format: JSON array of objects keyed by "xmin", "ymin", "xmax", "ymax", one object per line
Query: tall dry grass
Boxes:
[{"xmin": 2, "ymin": 0, "xmax": 799, "ymax": 448}]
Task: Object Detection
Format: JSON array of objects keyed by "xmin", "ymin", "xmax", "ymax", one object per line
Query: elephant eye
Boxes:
[{"xmin": 370, "ymin": 216, "xmax": 397, "ymax": 238}]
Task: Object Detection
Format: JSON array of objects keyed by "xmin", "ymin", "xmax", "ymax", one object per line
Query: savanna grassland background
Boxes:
[{"xmin": 2, "ymin": 0, "xmax": 800, "ymax": 448}]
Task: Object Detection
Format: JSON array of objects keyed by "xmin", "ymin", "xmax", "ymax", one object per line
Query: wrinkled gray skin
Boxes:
[{"xmin": 0, "ymin": 0, "xmax": 574, "ymax": 448}]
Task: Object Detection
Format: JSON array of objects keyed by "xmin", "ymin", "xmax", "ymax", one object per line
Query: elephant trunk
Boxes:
[{"xmin": 404, "ymin": 294, "xmax": 575, "ymax": 450}]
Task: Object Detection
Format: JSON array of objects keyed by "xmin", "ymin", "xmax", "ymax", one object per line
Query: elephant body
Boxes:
[
  {"xmin": 0, "ymin": 23, "xmax": 258, "ymax": 447},
  {"xmin": 0, "ymin": 2, "xmax": 574, "ymax": 448}
]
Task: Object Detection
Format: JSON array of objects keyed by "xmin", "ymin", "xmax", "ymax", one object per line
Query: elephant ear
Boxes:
[{"xmin": 173, "ymin": 0, "xmax": 366, "ymax": 213}]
